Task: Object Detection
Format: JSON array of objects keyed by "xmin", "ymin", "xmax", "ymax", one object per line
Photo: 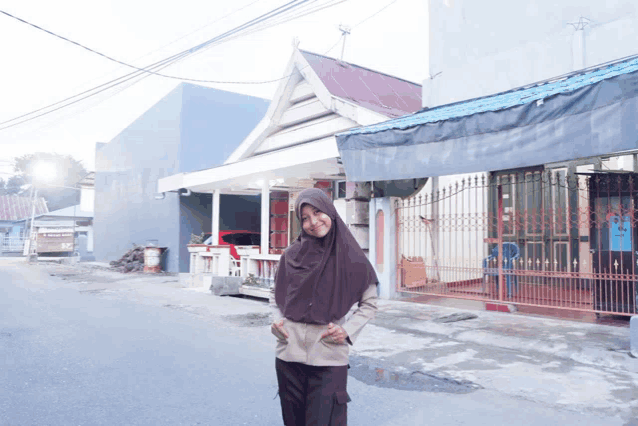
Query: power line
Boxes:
[
  {"xmin": 17, "ymin": 0, "xmax": 266, "ymax": 120},
  {"xmin": 3, "ymin": 0, "xmax": 406, "ymax": 136},
  {"xmin": 131, "ymin": 0, "xmax": 266, "ymax": 63},
  {"xmin": 0, "ymin": 0, "xmax": 317, "ymax": 84},
  {"xmin": 150, "ymin": 0, "xmax": 349, "ymax": 82},
  {"xmin": 175, "ymin": 0, "xmax": 348, "ymax": 76},
  {"xmin": 334, "ymin": 0, "xmax": 400, "ymax": 61},
  {"xmin": 0, "ymin": 0, "xmax": 330, "ymax": 130},
  {"xmin": 353, "ymin": 0, "xmax": 399, "ymax": 28},
  {"xmin": 30, "ymin": 28, "xmax": 348, "ymax": 135},
  {"xmin": 0, "ymin": 0, "xmax": 348, "ymax": 132},
  {"xmin": 34, "ymin": 32, "xmax": 347, "ymax": 135}
]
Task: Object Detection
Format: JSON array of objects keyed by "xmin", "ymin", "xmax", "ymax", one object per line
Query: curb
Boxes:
[{"xmin": 485, "ymin": 302, "xmax": 517, "ymax": 313}]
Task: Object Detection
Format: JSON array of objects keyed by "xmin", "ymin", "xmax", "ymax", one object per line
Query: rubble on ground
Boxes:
[
  {"xmin": 432, "ymin": 312, "xmax": 479, "ymax": 323},
  {"xmin": 109, "ymin": 245, "xmax": 145, "ymax": 273}
]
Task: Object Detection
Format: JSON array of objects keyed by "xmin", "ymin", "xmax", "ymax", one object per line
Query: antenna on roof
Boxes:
[
  {"xmin": 338, "ymin": 25, "xmax": 351, "ymax": 61},
  {"xmin": 292, "ymin": 36, "xmax": 300, "ymax": 49}
]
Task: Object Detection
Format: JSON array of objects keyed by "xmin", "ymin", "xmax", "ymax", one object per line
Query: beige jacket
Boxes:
[{"xmin": 269, "ymin": 283, "xmax": 378, "ymax": 366}]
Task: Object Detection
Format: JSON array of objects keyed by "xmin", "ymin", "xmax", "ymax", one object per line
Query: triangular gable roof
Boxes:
[
  {"xmin": 225, "ymin": 48, "xmax": 422, "ymax": 163},
  {"xmin": 0, "ymin": 195, "xmax": 48, "ymax": 221}
]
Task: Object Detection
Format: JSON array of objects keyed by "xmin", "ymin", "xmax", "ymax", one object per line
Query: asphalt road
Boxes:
[{"xmin": 0, "ymin": 259, "xmax": 626, "ymax": 425}]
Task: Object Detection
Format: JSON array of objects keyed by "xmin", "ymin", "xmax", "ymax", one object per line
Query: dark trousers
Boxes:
[{"xmin": 275, "ymin": 358, "xmax": 350, "ymax": 426}]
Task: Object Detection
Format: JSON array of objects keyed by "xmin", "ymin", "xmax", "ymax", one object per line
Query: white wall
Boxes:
[
  {"xmin": 396, "ymin": 173, "xmax": 489, "ymax": 284},
  {"xmin": 334, "ymin": 199, "xmax": 347, "ymax": 224},
  {"xmin": 81, "ymin": 187, "xmax": 95, "ymax": 213},
  {"xmin": 425, "ymin": 0, "xmax": 638, "ymax": 107}
]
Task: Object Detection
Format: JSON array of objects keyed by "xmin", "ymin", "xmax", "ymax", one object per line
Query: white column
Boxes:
[
  {"xmin": 212, "ymin": 190, "xmax": 220, "ymax": 245},
  {"xmin": 385, "ymin": 197, "xmax": 397, "ymax": 300},
  {"xmin": 88, "ymin": 227, "xmax": 94, "ymax": 252},
  {"xmin": 372, "ymin": 197, "xmax": 398, "ymax": 300},
  {"xmin": 368, "ymin": 197, "xmax": 377, "ymax": 267},
  {"xmin": 261, "ymin": 182, "xmax": 270, "ymax": 255}
]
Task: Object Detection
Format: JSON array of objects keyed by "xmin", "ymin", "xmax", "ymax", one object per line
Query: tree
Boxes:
[
  {"xmin": 12, "ymin": 153, "xmax": 88, "ymax": 211},
  {"xmin": 0, "ymin": 175, "xmax": 26, "ymax": 196}
]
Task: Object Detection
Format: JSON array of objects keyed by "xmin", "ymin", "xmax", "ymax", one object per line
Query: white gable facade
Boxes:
[{"xmin": 158, "ymin": 48, "xmax": 396, "ymax": 256}]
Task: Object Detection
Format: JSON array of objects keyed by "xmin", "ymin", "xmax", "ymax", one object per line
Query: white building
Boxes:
[
  {"xmin": 425, "ymin": 0, "xmax": 638, "ymax": 108},
  {"xmin": 336, "ymin": 1, "xmax": 638, "ymax": 314}
]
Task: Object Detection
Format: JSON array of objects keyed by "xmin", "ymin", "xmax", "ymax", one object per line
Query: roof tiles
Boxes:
[{"xmin": 0, "ymin": 195, "xmax": 48, "ymax": 221}]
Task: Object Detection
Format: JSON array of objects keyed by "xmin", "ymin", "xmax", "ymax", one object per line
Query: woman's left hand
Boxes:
[{"xmin": 320, "ymin": 322, "xmax": 348, "ymax": 344}]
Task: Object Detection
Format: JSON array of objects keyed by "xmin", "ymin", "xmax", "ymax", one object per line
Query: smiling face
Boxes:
[{"xmin": 300, "ymin": 204, "xmax": 332, "ymax": 239}]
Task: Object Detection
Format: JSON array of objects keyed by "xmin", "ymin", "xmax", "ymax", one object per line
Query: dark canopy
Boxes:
[{"xmin": 336, "ymin": 56, "xmax": 638, "ymax": 181}]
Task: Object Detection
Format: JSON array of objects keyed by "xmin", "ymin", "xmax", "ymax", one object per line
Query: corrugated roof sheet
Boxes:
[
  {"xmin": 300, "ymin": 50, "xmax": 422, "ymax": 118},
  {"xmin": 37, "ymin": 204, "xmax": 92, "ymax": 219},
  {"xmin": 340, "ymin": 55, "xmax": 638, "ymax": 136},
  {"xmin": 0, "ymin": 195, "xmax": 48, "ymax": 221}
]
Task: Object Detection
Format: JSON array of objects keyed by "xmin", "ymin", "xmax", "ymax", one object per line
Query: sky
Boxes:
[{"xmin": 0, "ymin": 0, "xmax": 428, "ymax": 178}]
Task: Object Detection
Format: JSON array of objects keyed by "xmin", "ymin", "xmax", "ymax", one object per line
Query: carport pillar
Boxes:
[
  {"xmin": 261, "ymin": 182, "xmax": 270, "ymax": 255},
  {"xmin": 345, "ymin": 182, "xmax": 371, "ymax": 257},
  {"xmin": 369, "ymin": 196, "xmax": 398, "ymax": 300},
  {"xmin": 212, "ymin": 190, "xmax": 220, "ymax": 245}
]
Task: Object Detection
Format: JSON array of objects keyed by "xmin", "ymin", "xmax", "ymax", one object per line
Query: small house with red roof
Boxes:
[
  {"xmin": 157, "ymin": 47, "xmax": 422, "ymax": 293},
  {"xmin": 0, "ymin": 194, "xmax": 48, "ymax": 254}
]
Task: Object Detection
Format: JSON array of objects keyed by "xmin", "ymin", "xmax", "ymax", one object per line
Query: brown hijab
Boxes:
[{"xmin": 274, "ymin": 188, "xmax": 378, "ymax": 324}]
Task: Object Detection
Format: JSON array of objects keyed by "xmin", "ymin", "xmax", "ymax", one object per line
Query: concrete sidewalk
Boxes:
[
  {"xmin": 15, "ymin": 258, "xmax": 638, "ymax": 421},
  {"xmin": 371, "ymin": 298, "xmax": 635, "ymax": 372},
  {"xmin": 355, "ymin": 298, "xmax": 638, "ymax": 420}
]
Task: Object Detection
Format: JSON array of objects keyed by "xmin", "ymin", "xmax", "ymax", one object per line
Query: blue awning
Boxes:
[{"xmin": 336, "ymin": 56, "xmax": 638, "ymax": 181}]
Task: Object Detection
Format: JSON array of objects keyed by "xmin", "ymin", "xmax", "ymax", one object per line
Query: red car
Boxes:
[{"xmin": 204, "ymin": 231, "xmax": 260, "ymax": 260}]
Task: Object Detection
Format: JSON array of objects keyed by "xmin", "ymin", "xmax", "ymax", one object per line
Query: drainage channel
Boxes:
[{"xmin": 348, "ymin": 355, "xmax": 482, "ymax": 394}]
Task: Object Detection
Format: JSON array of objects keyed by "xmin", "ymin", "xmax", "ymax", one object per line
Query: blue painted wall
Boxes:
[
  {"xmin": 179, "ymin": 84, "xmax": 270, "ymax": 172},
  {"xmin": 94, "ymin": 85, "xmax": 183, "ymax": 272},
  {"xmin": 94, "ymin": 83, "xmax": 269, "ymax": 273},
  {"xmin": 9, "ymin": 223, "xmax": 25, "ymax": 237}
]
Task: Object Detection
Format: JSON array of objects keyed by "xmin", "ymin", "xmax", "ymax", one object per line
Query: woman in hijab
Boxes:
[{"xmin": 270, "ymin": 188, "xmax": 378, "ymax": 426}]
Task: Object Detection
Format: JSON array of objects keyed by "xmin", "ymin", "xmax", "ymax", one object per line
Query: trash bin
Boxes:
[{"xmin": 144, "ymin": 246, "xmax": 165, "ymax": 273}]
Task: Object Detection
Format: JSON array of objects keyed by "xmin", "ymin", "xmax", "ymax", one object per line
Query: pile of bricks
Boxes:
[{"xmin": 109, "ymin": 245, "xmax": 145, "ymax": 273}]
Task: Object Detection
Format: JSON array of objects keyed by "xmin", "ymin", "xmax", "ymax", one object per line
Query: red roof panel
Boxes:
[
  {"xmin": 300, "ymin": 50, "xmax": 422, "ymax": 118},
  {"xmin": 0, "ymin": 195, "xmax": 48, "ymax": 221}
]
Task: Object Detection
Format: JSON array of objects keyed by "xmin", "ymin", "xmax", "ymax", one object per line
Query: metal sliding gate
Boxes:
[{"xmin": 396, "ymin": 171, "xmax": 638, "ymax": 316}]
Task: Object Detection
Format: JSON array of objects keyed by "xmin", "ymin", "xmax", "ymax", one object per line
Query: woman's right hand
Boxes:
[{"xmin": 271, "ymin": 319, "xmax": 289, "ymax": 340}]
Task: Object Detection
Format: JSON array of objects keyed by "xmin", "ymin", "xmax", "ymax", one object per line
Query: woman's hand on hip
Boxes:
[
  {"xmin": 271, "ymin": 319, "xmax": 289, "ymax": 340},
  {"xmin": 321, "ymin": 322, "xmax": 348, "ymax": 344}
]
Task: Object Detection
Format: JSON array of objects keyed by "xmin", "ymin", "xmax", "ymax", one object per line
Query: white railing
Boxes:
[
  {"xmin": 188, "ymin": 245, "xmax": 232, "ymax": 276},
  {"xmin": 243, "ymin": 254, "xmax": 281, "ymax": 288},
  {"xmin": 1, "ymin": 237, "xmax": 26, "ymax": 253},
  {"xmin": 185, "ymin": 245, "xmax": 282, "ymax": 294}
]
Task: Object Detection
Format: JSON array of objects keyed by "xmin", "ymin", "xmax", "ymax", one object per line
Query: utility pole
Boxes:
[
  {"xmin": 339, "ymin": 25, "xmax": 351, "ymax": 61},
  {"xmin": 27, "ymin": 185, "xmax": 38, "ymax": 259},
  {"xmin": 568, "ymin": 16, "xmax": 590, "ymax": 71},
  {"xmin": 72, "ymin": 203, "xmax": 77, "ymax": 258}
]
